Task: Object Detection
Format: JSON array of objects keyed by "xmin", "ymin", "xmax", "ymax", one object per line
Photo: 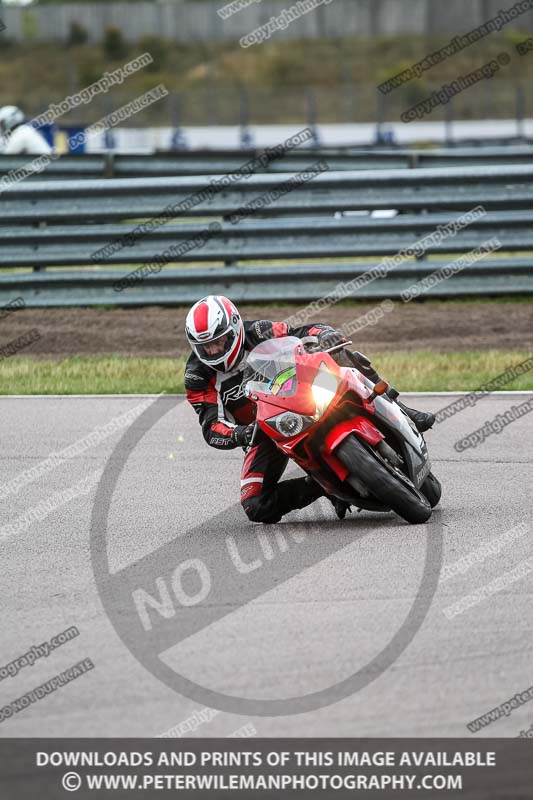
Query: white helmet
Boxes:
[
  {"xmin": 185, "ymin": 295, "xmax": 245, "ymax": 372},
  {"xmin": 0, "ymin": 106, "xmax": 25, "ymax": 136}
]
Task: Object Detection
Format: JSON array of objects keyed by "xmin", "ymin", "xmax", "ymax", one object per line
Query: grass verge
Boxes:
[{"xmin": 0, "ymin": 351, "xmax": 532, "ymax": 395}]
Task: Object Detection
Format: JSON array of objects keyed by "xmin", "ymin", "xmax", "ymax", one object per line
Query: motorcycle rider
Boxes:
[
  {"xmin": 0, "ymin": 106, "xmax": 52, "ymax": 155},
  {"xmin": 185, "ymin": 295, "xmax": 435, "ymax": 524}
]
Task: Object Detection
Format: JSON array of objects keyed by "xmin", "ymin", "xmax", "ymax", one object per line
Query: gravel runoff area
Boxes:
[{"xmin": 1, "ymin": 301, "xmax": 532, "ymax": 359}]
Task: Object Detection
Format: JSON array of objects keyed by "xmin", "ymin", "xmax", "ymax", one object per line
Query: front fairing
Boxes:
[
  {"xmin": 372, "ymin": 394, "xmax": 431, "ymax": 486},
  {"xmin": 245, "ymin": 337, "xmax": 340, "ymax": 420},
  {"xmin": 373, "ymin": 394, "xmax": 421, "ymax": 449},
  {"xmin": 245, "ymin": 337, "xmax": 430, "ymax": 489}
]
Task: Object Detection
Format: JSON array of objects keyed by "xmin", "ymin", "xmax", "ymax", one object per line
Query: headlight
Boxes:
[
  {"xmin": 312, "ymin": 367, "xmax": 338, "ymax": 417},
  {"xmin": 273, "ymin": 412, "xmax": 304, "ymax": 437},
  {"xmin": 266, "ymin": 411, "xmax": 315, "ymax": 438}
]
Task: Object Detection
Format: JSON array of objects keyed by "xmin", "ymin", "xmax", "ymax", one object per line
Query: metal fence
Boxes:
[
  {"xmin": 2, "ymin": 147, "xmax": 533, "ymax": 179},
  {"xmin": 1, "ymin": 163, "xmax": 533, "ymax": 306},
  {"xmin": 2, "ymin": 0, "xmax": 533, "ymax": 43},
  {"xmin": 13, "ymin": 83, "xmax": 533, "ymax": 130}
]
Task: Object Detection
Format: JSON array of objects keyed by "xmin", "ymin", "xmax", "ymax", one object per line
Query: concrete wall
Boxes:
[
  {"xmin": 1, "ymin": 0, "xmax": 533, "ymax": 43},
  {"xmin": 82, "ymin": 118, "xmax": 533, "ymax": 152}
]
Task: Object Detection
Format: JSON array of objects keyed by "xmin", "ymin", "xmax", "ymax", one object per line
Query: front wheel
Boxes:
[{"xmin": 335, "ymin": 435, "xmax": 432, "ymax": 524}]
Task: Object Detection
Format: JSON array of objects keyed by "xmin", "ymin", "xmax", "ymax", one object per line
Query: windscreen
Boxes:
[{"xmin": 245, "ymin": 336, "xmax": 301, "ymax": 397}]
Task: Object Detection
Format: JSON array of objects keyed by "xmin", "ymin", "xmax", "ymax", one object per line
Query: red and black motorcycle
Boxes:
[{"xmin": 245, "ymin": 336, "xmax": 441, "ymax": 524}]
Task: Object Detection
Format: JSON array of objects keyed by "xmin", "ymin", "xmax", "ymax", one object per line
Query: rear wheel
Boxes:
[
  {"xmin": 420, "ymin": 472, "xmax": 442, "ymax": 508},
  {"xmin": 336, "ymin": 435, "xmax": 432, "ymax": 524}
]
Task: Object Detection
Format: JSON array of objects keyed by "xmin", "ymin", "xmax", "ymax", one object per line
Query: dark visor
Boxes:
[{"xmin": 194, "ymin": 329, "xmax": 237, "ymax": 363}]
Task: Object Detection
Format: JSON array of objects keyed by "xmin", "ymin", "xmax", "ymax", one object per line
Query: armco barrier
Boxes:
[
  {"xmin": 2, "ymin": 147, "xmax": 533, "ymax": 179},
  {"xmin": 1, "ymin": 164, "xmax": 533, "ymax": 306}
]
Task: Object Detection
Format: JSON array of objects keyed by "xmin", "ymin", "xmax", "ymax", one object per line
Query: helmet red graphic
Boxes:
[{"xmin": 185, "ymin": 295, "xmax": 245, "ymax": 372}]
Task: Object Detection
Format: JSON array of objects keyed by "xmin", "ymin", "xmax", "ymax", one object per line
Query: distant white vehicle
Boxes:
[{"xmin": 0, "ymin": 105, "xmax": 52, "ymax": 155}]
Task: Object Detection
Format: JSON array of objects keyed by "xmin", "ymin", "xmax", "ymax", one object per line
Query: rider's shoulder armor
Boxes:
[
  {"xmin": 184, "ymin": 352, "xmax": 214, "ymax": 390},
  {"xmin": 244, "ymin": 320, "xmax": 288, "ymax": 349}
]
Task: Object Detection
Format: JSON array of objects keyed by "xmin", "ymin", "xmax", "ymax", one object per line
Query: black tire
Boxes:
[
  {"xmin": 336, "ymin": 435, "xmax": 432, "ymax": 524},
  {"xmin": 420, "ymin": 471, "xmax": 442, "ymax": 508}
]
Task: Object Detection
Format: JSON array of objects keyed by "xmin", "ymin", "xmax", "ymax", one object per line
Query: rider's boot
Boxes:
[
  {"xmin": 329, "ymin": 497, "xmax": 352, "ymax": 520},
  {"xmin": 396, "ymin": 400, "xmax": 435, "ymax": 433},
  {"xmin": 303, "ymin": 477, "xmax": 352, "ymax": 520}
]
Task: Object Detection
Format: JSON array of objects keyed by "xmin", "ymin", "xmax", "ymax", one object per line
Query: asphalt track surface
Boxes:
[{"xmin": 0, "ymin": 393, "xmax": 531, "ymax": 738}]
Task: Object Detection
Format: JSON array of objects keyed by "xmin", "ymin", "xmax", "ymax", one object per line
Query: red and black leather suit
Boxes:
[{"xmin": 185, "ymin": 319, "xmax": 336, "ymax": 523}]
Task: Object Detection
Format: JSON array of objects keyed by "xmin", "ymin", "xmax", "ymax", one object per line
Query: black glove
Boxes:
[
  {"xmin": 232, "ymin": 424, "xmax": 255, "ymax": 448},
  {"xmin": 317, "ymin": 329, "xmax": 347, "ymax": 351}
]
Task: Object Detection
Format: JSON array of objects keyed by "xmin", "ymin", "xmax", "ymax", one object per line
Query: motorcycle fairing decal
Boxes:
[{"xmin": 269, "ymin": 367, "xmax": 297, "ymax": 397}]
